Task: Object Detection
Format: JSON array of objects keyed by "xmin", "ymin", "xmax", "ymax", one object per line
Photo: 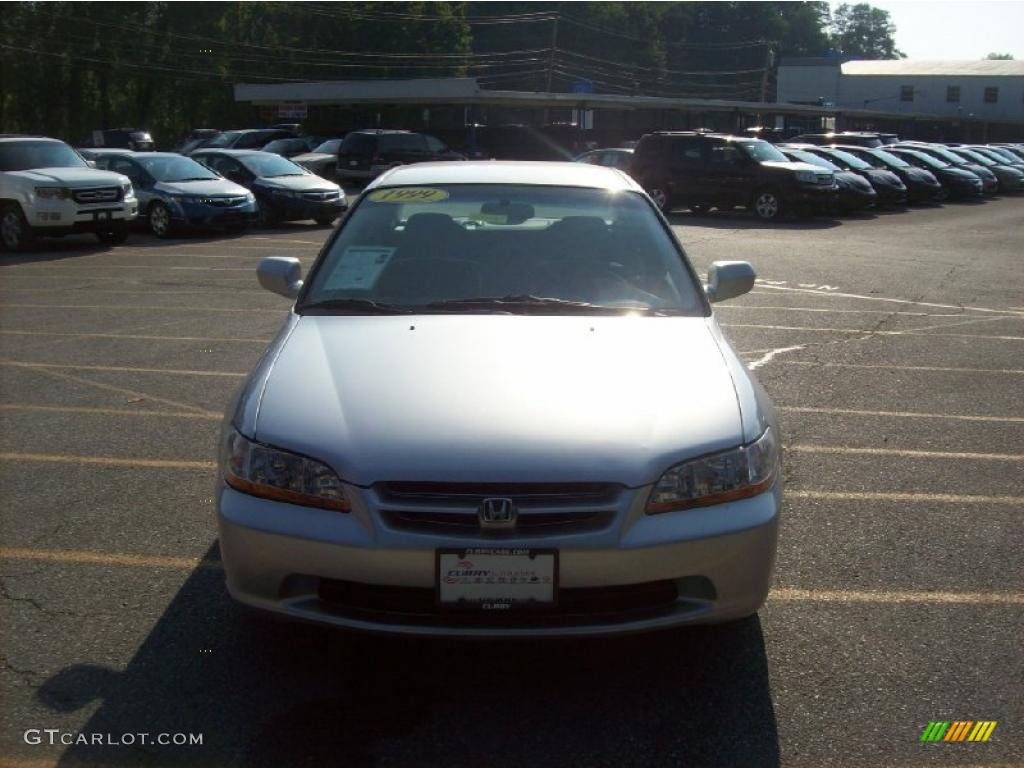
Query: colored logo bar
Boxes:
[{"xmin": 921, "ymin": 721, "xmax": 997, "ymax": 742}]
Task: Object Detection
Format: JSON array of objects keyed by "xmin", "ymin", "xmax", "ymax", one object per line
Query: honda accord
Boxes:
[{"xmin": 218, "ymin": 161, "xmax": 781, "ymax": 636}]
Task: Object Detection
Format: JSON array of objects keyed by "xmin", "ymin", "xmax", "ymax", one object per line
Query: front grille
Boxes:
[
  {"xmin": 317, "ymin": 578, "xmax": 682, "ymax": 627},
  {"xmin": 302, "ymin": 189, "xmax": 340, "ymax": 201},
  {"xmin": 73, "ymin": 187, "xmax": 121, "ymax": 203},
  {"xmin": 377, "ymin": 481, "xmax": 620, "ymax": 536},
  {"xmin": 206, "ymin": 197, "xmax": 247, "ymax": 207}
]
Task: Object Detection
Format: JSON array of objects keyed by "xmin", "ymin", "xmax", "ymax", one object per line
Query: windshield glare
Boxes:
[
  {"xmin": 787, "ymin": 150, "xmax": 840, "ymax": 172},
  {"xmin": 740, "ymin": 141, "xmax": 788, "ymax": 163},
  {"xmin": 0, "ymin": 140, "xmax": 87, "ymax": 172},
  {"xmin": 137, "ymin": 155, "xmax": 217, "ymax": 182},
  {"xmin": 241, "ymin": 154, "xmax": 306, "ymax": 177},
  {"xmin": 314, "ymin": 139, "xmax": 341, "ymax": 154},
  {"xmin": 303, "ymin": 185, "xmax": 704, "ymax": 315},
  {"xmin": 869, "ymin": 149, "xmax": 910, "ymax": 168},
  {"xmin": 203, "ymin": 131, "xmax": 242, "ymax": 148},
  {"xmin": 899, "ymin": 150, "xmax": 948, "ymax": 170},
  {"xmin": 826, "ymin": 149, "xmax": 871, "ymax": 170}
]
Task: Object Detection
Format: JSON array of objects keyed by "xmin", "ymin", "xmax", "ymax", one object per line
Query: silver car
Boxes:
[{"xmin": 218, "ymin": 161, "xmax": 781, "ymax": 637}]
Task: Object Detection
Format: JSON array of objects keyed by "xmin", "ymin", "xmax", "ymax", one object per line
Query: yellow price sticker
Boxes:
[{"xmin": 368, "ymin": 187, "xmax": 449, "ymax": 204}]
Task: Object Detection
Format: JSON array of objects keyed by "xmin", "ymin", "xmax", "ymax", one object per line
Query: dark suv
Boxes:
[
  {"xmin": 790, "ymin": 132, "xmax": 886, "ymax": 148},
  {"xmin": 336, "ymin": 129, "xmax": 463, "ymax": 182},
  {"xmin": 631, "ymin": 131, "xmax": 836, "ymax": 221}
]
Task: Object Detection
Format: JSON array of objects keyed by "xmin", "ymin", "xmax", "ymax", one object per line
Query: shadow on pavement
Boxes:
[
  {"xmin": 40, "ymin": 543, "xmax": 779, "ymax": 768},
  {"xmin": 667, "ymin": 209, "xmax": 843, "ymax": 231}
]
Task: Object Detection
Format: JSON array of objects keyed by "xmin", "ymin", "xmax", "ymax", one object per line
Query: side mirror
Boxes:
[
  {"xmin": 705, "ymin": 261, "xmax": 756, "ymax": 303},
  {"xmin": 257, "ymin": 256, "xmax": 303, "ymax": 299},
  {"xmin": 86, "ymin": 160, "xmax": 98, "ymax": 169}
]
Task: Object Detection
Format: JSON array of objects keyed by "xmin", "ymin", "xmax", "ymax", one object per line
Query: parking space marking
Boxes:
[
  {"xmin": 748, "ymin": 345, "xmax": 805, "ymax": 370},
  {"xmin": 789, "ymin": 489, "xmax": 1024, "ymax": 505},
  {"xmin": 0, "ymin": 287, "xmax": 267, "ymax": 295},
  {"xmin": 722, "ymin": 322, "xmax": 1024, "ymax": 341},
  {"xmin": 1, "ymin": 302, "xmax": 284, "ymax": 314},
  {"xmin": 0, "ymin": 330, "xmax": 270, "ymax": 343},
  {"xmin": 755, "ymin": 283, "xmax": 1024, "ymax": 317},
  {"xmin": 720, "ymin": 305, "xmax": 975, "ymax": 317},
  {"xmin": 0, "ymin": 404, "xmax": 221, "ymax": 420},
  {"xmin": 0, "ymin": 360, "xmax": 247, "ymax": 377},
  {"xmin": 787, "ymin": 445, "xmax": 1023, "ymax": 462},
  {"xmin": 754, "ymin": 361, "xmax": 1024, "ymax": 375},
  {"xmin": 0, "ymin": 452, "xmax": 216, "ymax": 470},
  {"xmin": 2, "ymin": 547, "xmax": 1022, "ymax": 608},
  {"xmin": 16, "ymin": 365, "xmax": 213, "ymax": 414},
  {"xmin": 779, "ymin": 406, "xmax": 1024, "ymax": 424}
]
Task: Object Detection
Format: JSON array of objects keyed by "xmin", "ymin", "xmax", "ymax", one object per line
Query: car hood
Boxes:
[
  {"xmin": 940, "ymin": 167, "xmax": 981, "ymax": 180},
  {"xmin": 255, "ymin": 174, "xmax": 339, "ymax": 192},
  {"xmin": 11, "ymin": 167, "xmax": 127, "ymax": 186},
  {"xmin": 154, "ymin": 179, "xmax": 250, "ymax": 197},
  {"xmin": 253, "ymin": 315, "xmax": 744, "ymax": 487},
  {"xmin": 764, "ymin": 160, "xmax": 820, "ymax": 173},
  {"xmin": 904, "ymin": 166, "xmax": 939, "ymax": 184},
  {"xmin": 835, "ymin": 171, "xmax": 874, "ymax": 191},
  {"xmin": 864, "ymin": 168, "xmax": 904, "ymax": 186}
]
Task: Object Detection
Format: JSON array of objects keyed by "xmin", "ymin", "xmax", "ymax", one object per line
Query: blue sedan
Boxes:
[{"xmin": 82, "ymin": 150, "xmax": 256, "ymax": 237}]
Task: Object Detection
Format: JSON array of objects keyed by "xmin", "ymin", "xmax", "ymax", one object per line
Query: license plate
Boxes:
[
  {"xmin": 93, "ymin": 211, "xmax": 111, "ymax": 222},
  {"xmin": 437, "ymin": 548, "xmax": 557, "ymax": 610}
]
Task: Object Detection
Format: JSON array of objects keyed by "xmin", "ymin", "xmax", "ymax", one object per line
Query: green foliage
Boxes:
[
  {"xmin": 0, "ymin": 1, "xmax": 898, "ymax": 145},
  {"xmin": 829, "ymin": 3, "xmax": 904, "ymax": 59}
]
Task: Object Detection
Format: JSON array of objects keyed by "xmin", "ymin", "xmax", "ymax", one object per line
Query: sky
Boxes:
[{"xmin": 830, "ymin": 1, "xmax": 1024, "ymax": 60}]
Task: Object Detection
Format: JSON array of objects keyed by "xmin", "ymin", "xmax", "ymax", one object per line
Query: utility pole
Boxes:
[
  {"xmin": 759, "ymin": 44, "xmax": 775, "ymax": 103},
  {"xmin": 545, "ymin": 13, "xmax": 559, "ymax": 93}
]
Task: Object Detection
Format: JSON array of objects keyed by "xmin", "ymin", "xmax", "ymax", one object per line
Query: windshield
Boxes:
[
  {"xmin": 740, "ymin": 140, "xmax": 788, "ymax": 163},
  {"xmin": 824, "ymin": 149, "xmax": 871, "ymax": 170},
  {"xmin": 785, "ymin": 149, "xmax": 840, "ymax": 172},
  {"xmin": 868, "ymin": 149, "xmax": 910, "ymax": 168},
  {"xmin": 240, "ymin": 153, "xmax": 306, "ymax": 178},
  {"xmin": 136, "ymin": 155, "xmax": 218, "ymax": 182},
  {"xmin": 302, "ymin": 184, "xmax": 705, "ymax": 316},
  {"xmin": 203, "ymin": 131, "xmax": 243, "ymax": 148},
  {"xmin": 0, "ymin": 140, "xmax": 88, "ymax": 171},
  {"xmin": 897, "ymin": 150, "xmax": 948, "ymax": 170},
  {"xmin": 953, "ymin": 149, "xmax": 995, "ymax": 166},
  {"xmin": 314, "ymin": 139, "xmax": 341, "ymax": 154},
  {"xmin": 921, "ymin": 146, "xmax": 968, "ymax": 165}
]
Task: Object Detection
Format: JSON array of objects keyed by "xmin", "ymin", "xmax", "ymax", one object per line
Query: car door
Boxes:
[
  {"xmin": 204, "ymin": 155, "xmax": 252, "ymax": 189},
  {"xmin": 705, "ymin": 142, "xmax": 752, "ymax": 206},
  {"xmin": 666, "ymin": 138, "xmax": 708, "ymax": 204},
  {"xmin": 108, "ymin": 157, "xmax": 155, "ymax": 208}
]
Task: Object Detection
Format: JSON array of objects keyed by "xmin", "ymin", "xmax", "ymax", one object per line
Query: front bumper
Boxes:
[
  {"xmin": 264, "ymin": 195, "xmax": 346, "ymax": 222},
  {"xmin": 171, "ymin": 199, "xmax": 257, "ymax": 229},
  {"xmin": 872, "ymin": 185, "xmax": 908, "ymax": 206},
  {"xmin": 30, "ymin": 198, "xmax": 138, "ymax": 231},
  {"xmin": 218, "ymin": 478, "xmax": 781, "ymax": 637}
]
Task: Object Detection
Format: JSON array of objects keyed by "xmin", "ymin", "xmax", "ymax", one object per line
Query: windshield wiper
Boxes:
[
  {"xmin": 299, "ymin": 298, "xmax": 412, "ymax": 315},
  {"xmin": 174, "ymin": 177, "xmax": 216, "ymax": 182}
]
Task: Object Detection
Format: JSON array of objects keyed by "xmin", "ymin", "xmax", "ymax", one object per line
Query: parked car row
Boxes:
[{"xmin": 580, "ymin": 130, "xmax": 1023, "ymax": 222}]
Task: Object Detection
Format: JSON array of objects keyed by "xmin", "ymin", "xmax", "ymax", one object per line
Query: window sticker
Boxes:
[
  {"xmin": 368, "ymin": 187, "xmax": 449, "ymax": 203},
  {"xmin": 324, "ymin": 246, "xmax": 396, "ymax": 290}
]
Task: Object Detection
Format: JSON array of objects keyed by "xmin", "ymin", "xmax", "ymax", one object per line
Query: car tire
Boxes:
[
  {"xmin": 96, "ymin": 222, "xmax": 128, "ymax": 246},
  {"xmin": 0, "ymin": 203, "xmax": 33, "ymax": 252},
  {"xmin": 148, "ymin": 201, "xmax": 174, "ymax": 238},
  {"xmin": 751, "ymin": 188, "xmax": 784, "ymax": 222},
  {"xmin": 314, "ymin": 215, "xmax": 336, "ymax": 226},
  {"xmin": 645, "ymin": 179, "xmax": 671, "ymax": 213}
]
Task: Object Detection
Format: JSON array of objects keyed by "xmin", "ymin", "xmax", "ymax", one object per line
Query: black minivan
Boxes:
[
  {"xmin": 631, "ymin": 131, "xmax": 836, "ymax": 221},
  {"xmin": 336, "ymin": 129, "xmax": 464, "ymax": 182}
]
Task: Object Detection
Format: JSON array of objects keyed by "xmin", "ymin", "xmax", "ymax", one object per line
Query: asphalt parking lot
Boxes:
[{"xmin": 1, "ymin": 198, "xmax": 1021, "ymax": 768}]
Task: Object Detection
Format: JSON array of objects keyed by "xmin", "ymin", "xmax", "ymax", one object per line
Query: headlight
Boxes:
[
  {"xmin": 271, "ymin": 188, "xmax": 299, "ymax": 198},
  {"xmin": 35, "ymin": 186, "xmax": 71, "ymax": 200},
  {"xmin": 795, "ymin": 170, "xmax": 817, "ymax": 183},
  {"xmin": 220, "ymin": 426, "xmax": 349, "ymax": 512},
  {"xmin": 646, "ymin": 428, "xmax": 779, "ymax": 514},
  {"xmin": 121, "ymin": 181, "xmax": 134, "ymax": 198},
  {"xmin": 244, "ymin": 191, "xmax": 256, "ymax": 202}
]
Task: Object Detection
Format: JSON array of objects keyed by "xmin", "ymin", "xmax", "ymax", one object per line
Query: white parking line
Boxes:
[
  {"xmin": 719, "ymin": 305, "xmax": 974, "ymax": 317},
  {"xmin": 779, "ymin": 406, "xmax": 1024, "ymax": 424},
  {"xmin": 787, "ymin": 445, "xmax": 1023, "ymax": 462},
  {"xmin": 755, "ymin": 283, "xmax": 1024, "ymax": 317},
  {"xmin": 747, "ymin": 345, "xmax": 805, "ymax": 370},
  {"xmin": 1, "ymin": 303, "xmax": 284, "ymax": 314},
  {"xmin": 722, "ymin": 323, "xmax": 1024, "ymax": 341},
  {"xmin": 752, "ymin": 361, "xmax": 1024, "ymax": 375},
  {"xmin": 0, "ymin": 404, "xmax": 220, "ymax": 420},
  {"xmin": 0, "ymin": 361, "xmax": 246, "ymax": 377},
  {"xmin": 0, "ymin": 330, "xmax": 270, "ymax": 343},
  {"xmin": 19, "ymin": 365, "xmax": 213, "ymax": 414},
  {"xmin": 0, "ymin": 452, "xmax": 216, "ymax": 469},
  {"xmin": 789, "ymin": 489, "xmax": 1023, "ymax": 505}
]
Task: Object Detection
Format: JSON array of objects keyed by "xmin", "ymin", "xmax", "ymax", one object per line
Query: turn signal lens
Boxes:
[
  {"xmin": 220, "ymin": 426, "xmax": 349, "ymax": 512},
  {"xmin": 646, "ymin": 428, "xmax": 779, "ymax": 514}
]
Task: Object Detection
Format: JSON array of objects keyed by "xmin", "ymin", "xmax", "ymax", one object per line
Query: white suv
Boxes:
[{"xmin": 0, "ymin": 135, "xmax": 139, "ymax": 251}]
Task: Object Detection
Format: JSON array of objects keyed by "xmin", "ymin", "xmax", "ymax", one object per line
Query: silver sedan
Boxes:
[{"xmin": 218, "ymin": 161, "xmax": 781, "ymax": 637}]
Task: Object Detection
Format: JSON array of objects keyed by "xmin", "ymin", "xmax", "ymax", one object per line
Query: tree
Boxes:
[
  {"xmin": 830, "ymin": 3, "xmax": 904, "ymax": 59},
  {"xmin": 985, "ymin": 52, "xmax": 1014, "ymax": 60}
]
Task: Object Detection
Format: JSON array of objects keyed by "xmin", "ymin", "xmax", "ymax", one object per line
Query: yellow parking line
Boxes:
[
  {"xmin": 789, "ymin": 490, "xmax": 1024, "ymax": 505},
  {"xmin": 765, "ymin": 361, "xmax": 1024, "ymax": 375},
  {"xmin": 0, "ymin": 330, "xmax": 270, "ymax": 343},
  {"xmin": 0, "ymin": 303, "xmax": 283, "ymax": 314},
  {"xmin": 770, "ymin": 587, "xmax": 1024, "ymax": 605},
  {"xmin": 780, "ymin": 406, "xmax": 1024, "ymax": 424},
  {"xmin": 2, "ymin": 547, "xmax": 1022, "ymax": 608},
  {"xmin": 0, "ymin": 404, "xmax": 221, "ymax": 420},
  {"xmin": 787, "ymin": 445, "xmax": 1024, "ymax": 462},
  {"xmin": 0, "ymin": 546, "xmax": 213, "ymax": 570},
  {"xmin": 1, "ymin": 361, "xmax": 247, "ymax": 377},
  {"xmin": 0, "ymin": 452, "xmax": 216, "ymax": 470}
]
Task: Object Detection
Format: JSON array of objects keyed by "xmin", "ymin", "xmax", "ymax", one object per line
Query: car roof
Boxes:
[
  {"xmin": 191, "ymin": 149, "xmax": 273, "ymax": 157},
  {"xmin": 0, "ymin": 135, "xmax": 59, "ymax": 142},
  {"xmin": 368, "ymin": 161, "xmax": 643, "ymax": 192}
]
